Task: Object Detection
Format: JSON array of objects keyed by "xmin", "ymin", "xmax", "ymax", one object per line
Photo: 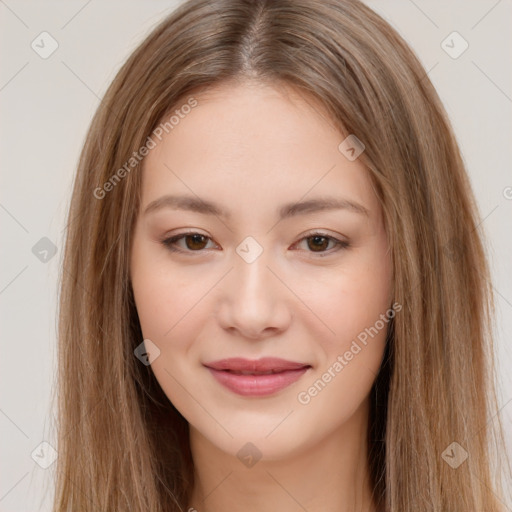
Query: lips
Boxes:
[{"xmin": 204, "ymin": 357, "xmax": 311, "ymax": 396}]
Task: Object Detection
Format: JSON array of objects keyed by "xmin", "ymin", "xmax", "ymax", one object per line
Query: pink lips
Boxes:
[{"xmin": 204, "ymin": 357, "xmax": 311, "ymax": 397}]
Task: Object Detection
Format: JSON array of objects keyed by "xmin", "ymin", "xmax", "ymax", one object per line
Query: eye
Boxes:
[
  {"xmin": 161, "ymin": 231, "xmax": 350, "ymax": 256},
  {"xmin": 161, "ymin": 232, "xmax": 218, "ymax": 253},
  {"xmin": 291, "ymin": 232, "xmax": 350, "ymax": 256}
]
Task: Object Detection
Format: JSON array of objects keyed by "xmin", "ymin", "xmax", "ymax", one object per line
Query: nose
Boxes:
[{"xmin": 215, "ymin": 249, "xmax": 292, "ymax": 340}]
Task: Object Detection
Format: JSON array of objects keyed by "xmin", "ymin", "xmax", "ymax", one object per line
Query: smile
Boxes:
[{"xmin": 204, "ymin": 357, "xmax": 311, "ymax": 397}]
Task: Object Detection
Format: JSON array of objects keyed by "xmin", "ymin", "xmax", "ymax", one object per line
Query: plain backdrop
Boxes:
[{"xmin": 1, "ymin": 1, "xmax": 511, "ymax": 510}]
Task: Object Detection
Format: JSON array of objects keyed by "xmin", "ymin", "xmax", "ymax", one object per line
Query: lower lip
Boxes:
[{"xmin": 206, "ymin": 367, "xmax": 309, "ymax": 397}]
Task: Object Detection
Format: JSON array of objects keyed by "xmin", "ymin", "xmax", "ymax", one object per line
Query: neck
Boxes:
[{"xmin": 187, "ymin": 398, "xmax": 377, "ymax": 512}]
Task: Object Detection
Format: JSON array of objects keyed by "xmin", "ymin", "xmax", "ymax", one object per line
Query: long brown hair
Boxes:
[{"xmin": 53, "ymin": 0, "xmax": 509, "ymax": 510}]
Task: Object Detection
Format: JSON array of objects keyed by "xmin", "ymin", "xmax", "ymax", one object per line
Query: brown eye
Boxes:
[
  {"xmin": 292, "ymin": 232, "xmax": 350, "ymax": 256},
  {"xmin": 307, "ymin": 235, "xmax": 330, "ymax": 252},
  {"xmin": 162, "ymin": 231, "xmax": 349, "ymax": 256},
  {"xmin": 184, "ymin": 234, "xmax": 208, "ymax": 250},
  {"xmin": 162, "ymin": 232, "xmax": 215, "ymax": 253}
]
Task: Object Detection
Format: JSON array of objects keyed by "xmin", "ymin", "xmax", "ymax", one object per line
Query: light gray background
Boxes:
[{"xmin": 1, "ymin": 1, "xmax": 511, "ymax": 510}]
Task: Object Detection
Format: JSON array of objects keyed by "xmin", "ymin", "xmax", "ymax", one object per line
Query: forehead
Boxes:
[{"xmin": 140, "ymin": 80, "xmax": 379, "ymax": 221}]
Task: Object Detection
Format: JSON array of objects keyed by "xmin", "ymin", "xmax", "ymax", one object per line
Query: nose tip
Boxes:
[
  {"xmin": 225, "ymin": 323, "xmax": 282, "ymax": 340},
  {"xmin": 215, "ymin": 252, "xmax": 292, "ymax": 340}
]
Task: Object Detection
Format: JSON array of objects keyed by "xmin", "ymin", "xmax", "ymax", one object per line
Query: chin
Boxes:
[{"xmin": 189, "ymin": 407, "xmax": 334, "ymax": 465}]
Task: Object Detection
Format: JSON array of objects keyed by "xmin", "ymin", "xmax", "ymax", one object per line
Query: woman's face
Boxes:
[{"xmin": 130, "ymin": 81, "xmax": 393, "ymax": 460}]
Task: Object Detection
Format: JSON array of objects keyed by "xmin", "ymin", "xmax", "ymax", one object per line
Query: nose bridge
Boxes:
[
  {"xmin": 231, "ymin": 240, "xmax": 276, "ymax": 306},
  {"xmin": 216, "ymin": 237, "xmax": 291, "ymax": 338}
]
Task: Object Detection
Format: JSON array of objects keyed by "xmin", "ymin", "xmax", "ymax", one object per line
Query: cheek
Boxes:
[
  {"xmin": 294, "ymin": 262, "xmax": 392, "ymax": 425},
  {"xmin": 130, "ymin": 243, "xmax": 207, "ymax": 347},
  {"xmin": 296, "ymin": 252, "xmax": 392, "ymax": 352}
]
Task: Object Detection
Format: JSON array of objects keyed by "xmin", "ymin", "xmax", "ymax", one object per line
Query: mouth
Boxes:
[{"xmin": 203, "ymin": 357, "xmax": 311, "ymax": 397}]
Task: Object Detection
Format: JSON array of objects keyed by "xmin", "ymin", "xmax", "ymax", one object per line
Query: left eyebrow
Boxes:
[
  {"xmin": 278, "ymin": 196, "xmax": 370, "ymax": 219},
  {"xmin": 142, "ymin": 194, "xmax": 370, "ymax": 219}
]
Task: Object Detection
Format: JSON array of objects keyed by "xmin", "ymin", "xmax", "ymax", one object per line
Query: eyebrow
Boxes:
[{"xmin": 143, "ymin": 194, "xmax": 370, "ymax": 219}]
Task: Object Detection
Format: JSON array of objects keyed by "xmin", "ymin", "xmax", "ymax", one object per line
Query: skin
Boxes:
[{"xmin": 130, "ymin": 80, "xmax": 393, "ymax": 512}]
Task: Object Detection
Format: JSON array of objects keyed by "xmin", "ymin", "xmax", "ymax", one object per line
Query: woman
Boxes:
[{"xmin": 54, "ymin": 0, "xmax": 509, "ymax": 510}]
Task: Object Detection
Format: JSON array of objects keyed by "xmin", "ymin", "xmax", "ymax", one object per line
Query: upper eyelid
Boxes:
[
  {"xmin": 164, "ymin": 230, "xmax": 342, "ymax": 242},
  {"xmin": 162, "ymin": 230, "xmax": 347, "ymax": 251}
]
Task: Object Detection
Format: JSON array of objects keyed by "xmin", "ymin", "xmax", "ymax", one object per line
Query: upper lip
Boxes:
[{"xmin": 204, "ymin": 357, "xmax": 310, "ymax": 373}]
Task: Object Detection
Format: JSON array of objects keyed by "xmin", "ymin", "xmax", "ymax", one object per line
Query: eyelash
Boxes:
[{"xmin": 160, "ymin": 231, "xmax": 350, "ymax": 257}]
